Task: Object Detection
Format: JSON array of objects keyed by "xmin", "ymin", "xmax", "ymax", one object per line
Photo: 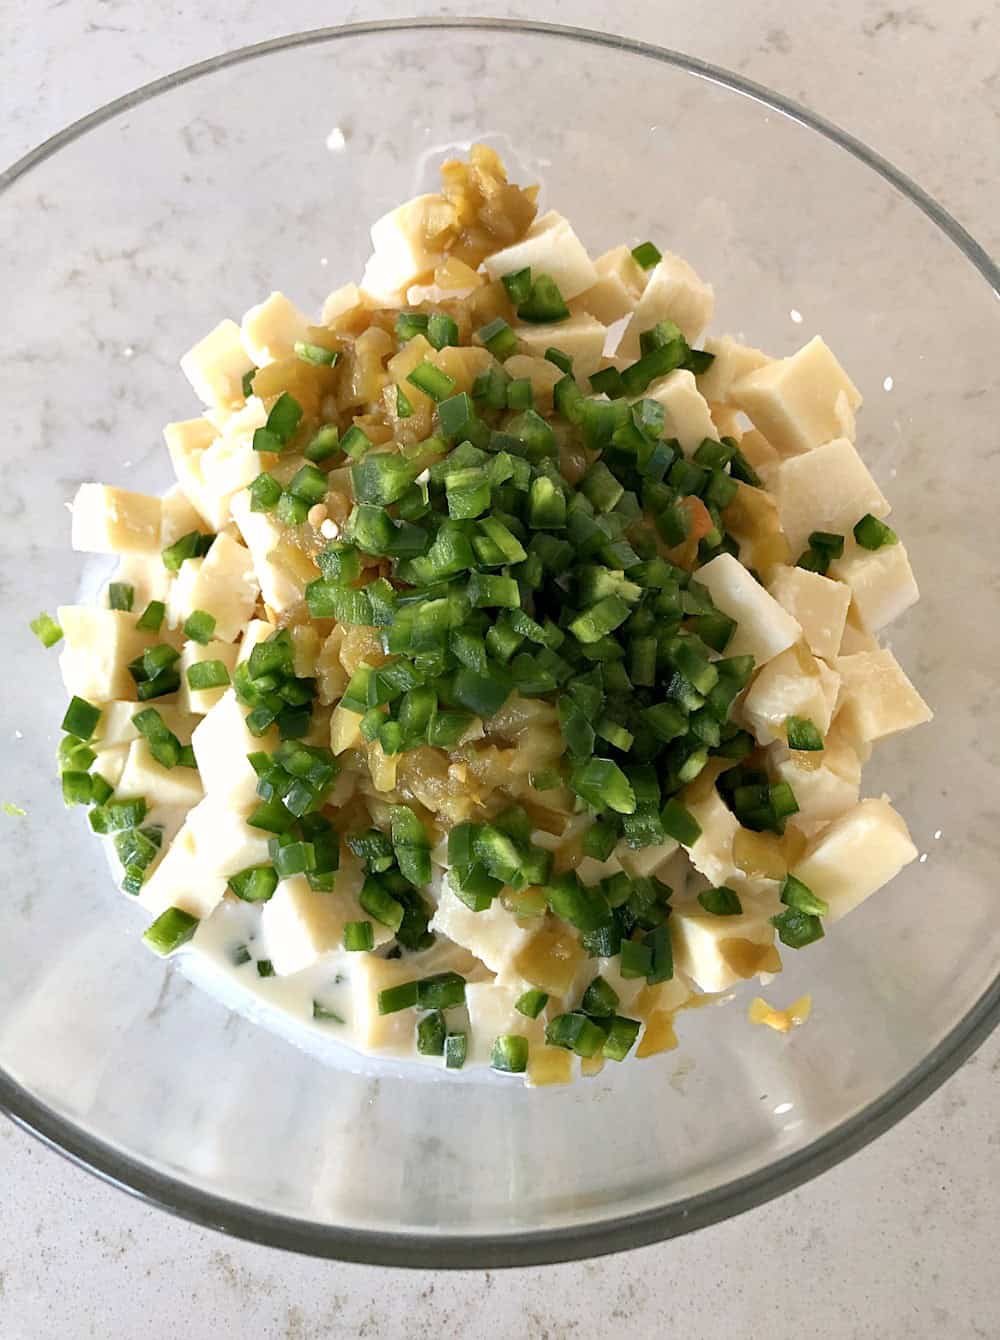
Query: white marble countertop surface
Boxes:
[{"xmin": 2, "ymin": 2, "xmax": 998, "ymax": 1337}]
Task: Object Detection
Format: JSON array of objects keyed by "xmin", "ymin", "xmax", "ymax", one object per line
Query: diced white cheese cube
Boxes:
[
  {"xmin": 102, "ymin": 554, "xmax": 173, "ymax": 615},
  {"xmin": 115, "ymin": 738, "xmax": 205, "ymax": 809},
  {"xmin": 767, "ymin": 565, "xmax": 851, "ymax": 662},
  {"xmin": 511, "ymin": 312, "xmax": 608, "ymax": 380},
  {"xmin": 93, "ymin": 701, "xmax": 197, "ymax": 748},
  {"xmin": 838, "ymin": 603, "xmax": 880, "ymax": 655},
  {"xmin": 138, "ymin": 820, "xmax": 227, "ymax": 920},
  {"xmin": 229, "ymin": 489, "xmax": 314, "ymax": 614},
  {"xmin": 695, "ymin": 336, "xmax": 772, "ymax": 405},
  {"xmin": 321, "ymin": 282, "xmax": 365, "ymax": 326},
  {"xmin": 429, "ymin": 888, "xmax": 534, "ymax": 978},
  {"xmin": 360, "ymin": 193, "xmax": 455, "ymax": 300},
  {"xmin": 773, "ymin": 438, "xmax": 890, "ymax": 557},
  {"xmin": 163, "ymin": 417, "xmax": 219, "ymax": 528},
  {"xmin": 183, "ymin": 797, "xmax": 273, "ymax": 880},
  {"xmin": 696, "ymin": 553, "xmax": 802, "ymax": 666},
  {"xmin": 730, "ymin": 336, "xmax": 862, "ymax": 455},
  {"xmin": 57, "ymin": 607, "xmax": 152, "ymax": 703},
  {"xmin": 166, "ymin": 531, "xmax": 258, "ymax": 643},
  {"xmin": 240, "ymin": 292, "xmax": 311, "ymax": 367},
  {"xmin": 571, "ymin": 245, "xmax": 647, "ymax": 325},
  {"xmin": 259, "ymin": 876, "xmax": 345, "ymax": 976},
  {"xmin": 482, "ymin": 210, "xmax": 598, "ymax": 301},
  {"xmin": 91, "ymin": 744, "xmax": 129, "ymax": 789},
  {"xmin": 829, "ymin": 539, "xmax": 918, "ymax": 631},
  {"xmin": 616, "ymin": 252, "xmax": 714, "ymax": 360},
  {"xmin": 793, "ymin": 797, "xmax": 917, "ymax": 922},
  {"xmin": 741, "ymin": 644, "xmax": 839, "ymax": 746},
  {"xmin": 640, "ymin": 369, "xmax": 719, "ymax": 456},
  {"xmin": 502, "ymin": 354, "xmax": 563, "ymax": 410},
  {"xmin": 180, "ymin": 319, "xmax": 253, "ymax": 410},
  {"xmin": 768, "ymin": 727, "xmax": 862, "ymax": 824},
  {"xmin": 178, "ymin": 638, "xmax": 239, "ymax": 714},
  {"xmin": 670, "ymin": 898, "xmax": 778, "ymax": 994},
  {"xmin": 191, "ymin": 689, "xmax": 274, "ymax": 807},
  {"xmin": 194, "ymin": 418, "xmax": 267, "ymax": 532},
  {"xmin": 618, "ymin": 839, "xmax": 679, "ymax": 879},
  {"xmin": 464, "ymin": 981, "xmax": 546, "ymax": 1066},
  {"xmin": 70, "ymin": 483, "xmax": 162, "ymax": 556},
  {"xmin": 684, "ymin": 779, "xmax": 741, "ymax": 888},
  {"xmin": 348, "ymin": 953, "xmax": 425, "ymax": 1052},
  {"xmin": 835, "ymin": 649, "xmax": 932, "ymax": 743},
  {"xmin": 160, "ymin": 484, "xmax": 204, "ymax": 547}
]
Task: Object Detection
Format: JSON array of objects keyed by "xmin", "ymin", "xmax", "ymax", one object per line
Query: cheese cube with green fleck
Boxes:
[
  {"xmin": 773, "ymin": 438, "xmax": 890, "ymax": 557},
  {"xmin": 90, "ymin": 744, "xmax": 129, "ymax": 790},
  {"xmin": 482, "ymin": 209, "xmax": 598, "ymax": 301},
  {"xmin": 240, "ymin": 292, "xmax": 311, "ymax": 367},
  {"xmin": 729, "ymin": 336, "xmax": 862, "ymax": 456},
  {"xmin": 767, "ymin": 566, "xmax": 851, "ymax": 662},
  {"xmin": 768, "ymin": 729, "xmax": 861, "ymax": 825},
  {"xmin": 829, "ymin": 539, "xmax": 919, "ymax": 631},
  {"xmin": 348, "ymin": 953, "xmax": 427, "ymax": 1053},
  {"xmin": 166, "ymin": 531, "xmax": 258, "ymax": 643},
  {"xmin": 617, "ymin": 252, "xmax": 714, "ymax": 360},
  {"xmin": 102, "ymin": 554, "xmax": 173, "ymax": 616},
  {"xmin": 670, "ymin": 898, "xmax": 779, "ymax": 994},
  {"xmin": 191, "ymin": 689, "xmax": 275, "ymax": 807},
  {"xmin": 835, "ymin": 649, "xmax": 932, "ymax": 743},
  {"xmin": 642, "ymin": 370, "xmax": 719, "ymax": 457},
  {"xmin": 792, "ymin": 797, "xmax": 917, "ymax": 922},
  {"xmin": 429, "ymin": 888, "xmax": 534, "ymax": 978},
  {"xmin": 180, "ymin": 319, "xmax": 253, "ymax": 411},
  {"xmin": 70, "ymin": 483, "xmax": 162, "ymax": 557},
  {"xmin": 464, "ymin": 981, "xmax": 546, "ymax": 1066},
  {"xmin": 115, "ymin": 738, "xmax": 205, "ymax": 809},
  {"xmin": 695, "ymin": 335, "xmax": 772, "ymax": 405},
  {"xmin": 696, "ymin": 553, "xmax": 802, "ymax": 666},
  {"xmin": 741, "ymin": 644, "xmax": 840, "ymax": 746},
  {"xmin": 571, "ymin": 245, "xmax": 647, "ymax": 325},
  {"xmin": 93, "ymin": 701, "xmax": 197, "ymax": 748},
  {"xmin": 179, "ymin": 638, "xmax": 239, "ymax": 714},
  {"xmin": 512, "ymin": 312, "xmax": 608, "ymax": 380},
  {"xmin": 57, "ymin": 607, "xmax": 152, "ymax": 703}
]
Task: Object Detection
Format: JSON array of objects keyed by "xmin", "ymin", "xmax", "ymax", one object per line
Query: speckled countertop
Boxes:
[{"xmin": 2, "ymin": 3, "xmax": 998, "ymax": 1337}]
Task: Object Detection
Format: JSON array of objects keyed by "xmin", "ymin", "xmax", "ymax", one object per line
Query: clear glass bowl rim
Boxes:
[{"xmin": 1, "ymin": 17, "xmax": 997, "ymax": 1269}]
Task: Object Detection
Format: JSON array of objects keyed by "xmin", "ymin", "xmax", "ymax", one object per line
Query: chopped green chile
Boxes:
[
  {"xmin": 698, "ymin": 886, "xmax": 743, "ymax": 916},
  {"xmin": 143, "ymin": 907, "xmax": 199, "ymax": 955},
  {"xmin": 786, "ymin": 715, "xmax": 824, "ymax": 751},
  {"xmin": 491, "ymin": 1034, "xmax": 530, "ymax": 1073},
  {"xmin": 515, "ymin": 989, "xmax": 549, "ymax": 1019},
  {"xmin": 854, "ymin": 513, "xmax": 898, "ymax": 550},
  {"xmin": 631, "ymin": 241, "xmax": 662, "ymax": 269},
  {"xmin": 31, "ymin": 611, "xmax": 64, "ymax": 647}
]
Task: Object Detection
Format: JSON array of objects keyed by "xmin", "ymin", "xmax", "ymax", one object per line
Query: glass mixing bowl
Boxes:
[{"xmin": 1, "ymin": 20, "xmax": 997, "ymax": 1267}]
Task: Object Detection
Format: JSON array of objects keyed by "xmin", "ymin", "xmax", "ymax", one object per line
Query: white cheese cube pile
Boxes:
[{"xmin": 44, "ymin": 146, "xmax": 932, "ymax": 1080}]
